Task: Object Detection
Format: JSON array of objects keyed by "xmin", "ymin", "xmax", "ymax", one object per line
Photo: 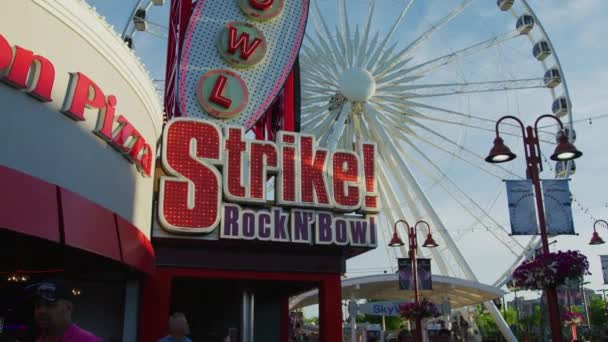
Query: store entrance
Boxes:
[
  {"xmin": 171, "ymin": 276, "xmax": 316, "ymax": 342},
  {"xmin": 171, "ymin": 277, "xmax": 241, "ymax": 341}
]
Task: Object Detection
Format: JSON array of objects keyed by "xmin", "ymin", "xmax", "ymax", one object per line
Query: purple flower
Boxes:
[
  {"xmin": 399, "ymin": 299, "xmax": 441, "ymax": 320},
  {"xmin": 510, "ymin": 250, "xmax": 590, "ymax": 291}
]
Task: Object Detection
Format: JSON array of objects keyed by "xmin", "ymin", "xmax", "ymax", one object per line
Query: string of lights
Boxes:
[{"xmin": 540, "ymin": 152, "xmax": 600, "ymax": 223}]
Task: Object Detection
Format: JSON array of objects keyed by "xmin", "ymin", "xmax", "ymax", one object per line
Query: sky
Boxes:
[{"xmin": 85, "ymin": 0, "xmax": 608, "ymax": 305}]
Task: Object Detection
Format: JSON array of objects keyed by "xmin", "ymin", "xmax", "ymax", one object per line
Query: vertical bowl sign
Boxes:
[{"xmin": 178, "ymin": 0, "xmax": 309, "ymax": 128}]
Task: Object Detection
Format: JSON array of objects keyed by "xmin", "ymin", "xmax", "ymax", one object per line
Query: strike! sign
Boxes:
[{"xmin": 158, "ymin": 118, "xmax": 380, "ymax": 248}]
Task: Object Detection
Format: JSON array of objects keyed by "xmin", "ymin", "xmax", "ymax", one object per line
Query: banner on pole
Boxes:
[
  {"xmin": 398, "ymin": 258, "xmax": 413, "ymax": 290},
  {"xmin": 542, "ymin": 179, "xmax": 575, "ymax": 235},
  {"xmin": 417, "ymin": 259, "xmax": 432, "ymax": 290},
  {"xmin": 398, "ymin": 258, "xmax": 432, "ymax": 290},
  {"xmin": 601, "ymin": 255, "xmax": 608, "ymax": 285},
  {"xmin": 505, "ymin": 180, "xmax": 538, "ymax": 235}
]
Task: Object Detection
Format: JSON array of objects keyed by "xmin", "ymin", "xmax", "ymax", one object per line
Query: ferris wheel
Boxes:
[{"xmin": 300, "ymin": 0, "xmax": 574, "ymax": 308}]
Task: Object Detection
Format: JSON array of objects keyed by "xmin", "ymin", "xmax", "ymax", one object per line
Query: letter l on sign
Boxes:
[{"xmin": 209, "ymin": 75, "xmax": 232, "ymax": 108}]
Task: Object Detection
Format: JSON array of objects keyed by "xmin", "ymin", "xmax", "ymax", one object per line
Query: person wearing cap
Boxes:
[
  {"xmin": 29, "ymin": 281, "xmax": 101, "ymax": 342},
  {"xmin": 159, "ymin": 312, "xmax": 192, "ymax": 342}
]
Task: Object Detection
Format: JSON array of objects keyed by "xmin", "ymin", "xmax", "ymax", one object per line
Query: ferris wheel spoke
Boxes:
[
  {"xmin": 493, "ymin": 237, "xmax": 539, "ymax": 287},
  {"xmin": 301, "ymin": 94, "xmax": 329, "ymax": 105},
  {"xmin": 352, "ymin": 26, "xmax": 361, "ymax": 67},
  {"xmin": 372, "ymin": 53, "xmax": 414, "ymax": 81},
  {"xmin": 300, "ymin": 50, "xmax": 340, "ymax": 84},
  {"xmin": 311, "ymin": 1, "xmax": 348, "ymax": 69},
  {"xmin": 300, "ymin": 72, "xmax": 337, "ymax": 90},
  {"xmin": 376, "ymin": 162, "xmax": 452, "ymax": 275},
  {"xmin": 371, "ymin": 104, "xmax": 523, "ymax": 180},
  {"xmin": 337, "ymin": 0, "xmax": 354, "ymax": 67},
  {"xmin": 302, "ymin": 36, "xmax": 342, "ymax": 78},
  {"xmin": 374, "ymin": 72, "xmax": 421, "ymax": 88},
  {"xmin": 373, "ymin": 101, "xmax": 537, "ymax": 144},
  {"xmin": 387, "ymin": 120, "xmax": 516, "ymax": 181},
  {"xmin": 325, "ymin": 102, "xmax": 354, "ymax": 150},
  {"xmin": 376, "ymin": 78, "xmax": 546, "ymax": 96},
  {"xmin": 404, "ymin": 30, "xmax": 520, "ymax": 78},
  {"xmin": 339, "ymin": 116, "xmax": 355, "ymax": 150},
  {"xmin": 361, "ymin": 103, "xmax": 480, "ymax": 281},
  {"xmin": 372, "ymin": 0, "xmax": 473, "ymax": 77},
  {"xmin": 403, "ymin": 85, "xmax": 545, "ymax": 99},
  {"xmin": 367, "ymin": 147, "xmax": 453, "ymax": 274},
  {"xmin": 334, "ymin": 25, "xmax": 350, "ymax": 68},
  {"xmin": 355, "ymin": 0, "xmax": 376, "ymax": 67},
  {"xmin": 376, "ymin": 113, "xmax": 518, "ymax": 182},
  {"xmin": 301, "ymin": 85, "xmax": 336, "ymax": 95},
  {"xmin": 301, "ymin": 101, "xmax": 334, "ymax": 121},
  {"xmin": 385, "ymin": 100, "xmax": 556, "ymax": 142},
  {"xmin": 361, "ymin": 32, "xmax": 381, "ymax": 68},
  {"xmin": 302, "ymin": 106, "xmax": 340, "ymax": 134},
  {"xmin": 392, "ymin": 132, "xmax": 524, "ymax": 256},
  {"xmin": 364, "ymin": 0, "xmax": 415, "ymax": 71},
  {"xmin": 367, "ymin": 43, "xmax": 400, "ymax": 77}
]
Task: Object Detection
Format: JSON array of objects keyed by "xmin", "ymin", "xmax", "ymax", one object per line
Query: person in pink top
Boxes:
[{"xmin": 28, "ymin": 281, "xmax": 102, "ymax": 342}]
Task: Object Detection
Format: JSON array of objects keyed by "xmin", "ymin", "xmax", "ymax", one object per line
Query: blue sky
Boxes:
[{"xmin": 86, "ymin": 0, "xmax": 608, "ymax": 301}]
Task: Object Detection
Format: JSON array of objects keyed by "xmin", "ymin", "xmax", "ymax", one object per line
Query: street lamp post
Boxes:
[
  {"xmin": 589, "ymin": 219, "xmax": 608, "ymax": 245},
  {"xmin": 389, "ymin": 219, "xmax": 439, "ymax": 342},
  {"xmin": 485, "ymin": 114, "xmax": 583, "ymax": 342},
  {"xmin": 580, "ymin": 282, "xmax": 591, "ymax": 331}
]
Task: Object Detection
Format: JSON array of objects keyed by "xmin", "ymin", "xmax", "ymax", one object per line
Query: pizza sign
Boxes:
[
  {"xmin": 178, "ymin": 0, "xmax": 308, "ymax": 128},
  {"xmin": 158, "ymin": 118, "xmax": 380, "ymax": 247}
]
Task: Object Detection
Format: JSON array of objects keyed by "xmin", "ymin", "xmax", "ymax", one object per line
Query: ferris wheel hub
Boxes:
[{"xmin": 338, "ymin": 67, "xmax": 376, "ymax": 101}]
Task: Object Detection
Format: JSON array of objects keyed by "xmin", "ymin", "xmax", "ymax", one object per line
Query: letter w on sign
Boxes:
[{"xmin": 227, "ymin": 25, "xmax": 263, "ymax": 60}]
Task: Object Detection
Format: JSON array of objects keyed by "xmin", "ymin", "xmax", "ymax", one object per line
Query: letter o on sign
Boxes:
[{"xmin": 238, "ymin": 0, "xmax": 284, "ymax": 21}]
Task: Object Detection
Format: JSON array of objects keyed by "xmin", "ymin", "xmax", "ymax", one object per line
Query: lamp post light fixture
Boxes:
[
  {"xmin": 485, "ymin": 114, "xmax": 583, "ymax": 342},
  {"xmin": 589, "ymin": 219, "xmax": 607, "ymax": 245},
  {"xmin": 388, "ymin": 219, "xmax": 439, "ymax": 342}
]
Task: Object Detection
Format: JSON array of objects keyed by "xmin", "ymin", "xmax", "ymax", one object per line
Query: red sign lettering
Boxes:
[
  {"xmin": 227, "ymin": 25, "xmax": 263, "ymax": 60},
  {"xmin": 300, "ymin": 136, "xmax": 330, "ymax": 206},
  {"xmin": 249, "ymin": 141, "xmax": 278, "ymax": 201},
  {"xmin": 159, "ymin": 119, "xmax": 223, "ymax": 233},
  {"xmin": 249, "ymin": 0, "xmax": 274, "ymax": 10},
  {"xmin": 62, "ymin": 72, "xmax": 105, "ymax": 121},
  {"xmin": 3, "ymin": 44, "xmax": 54, "ymax": 102},
  {"xmin": 209, "ymin": 74, "xmax": 232, "ymax": 108},
  {"xmin": 224, "ymin": 127, "xmax": 247, "ymax": 200},
  {"xmin": 332, "ymin": 152, "xmax": 361, "ymax": 210}
]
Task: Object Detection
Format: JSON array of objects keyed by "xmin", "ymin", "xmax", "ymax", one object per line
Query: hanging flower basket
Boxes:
[
  {"xmin": 510, "ymin": 250, "xmax": 589, "ymax": 291},
  {"xmin": 399, "ymin": 299, "xmax": 441, "ymax": 320},
  {"xmin": 562, "ymin": 311, "xmax": 584, "ymax": 326}
]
